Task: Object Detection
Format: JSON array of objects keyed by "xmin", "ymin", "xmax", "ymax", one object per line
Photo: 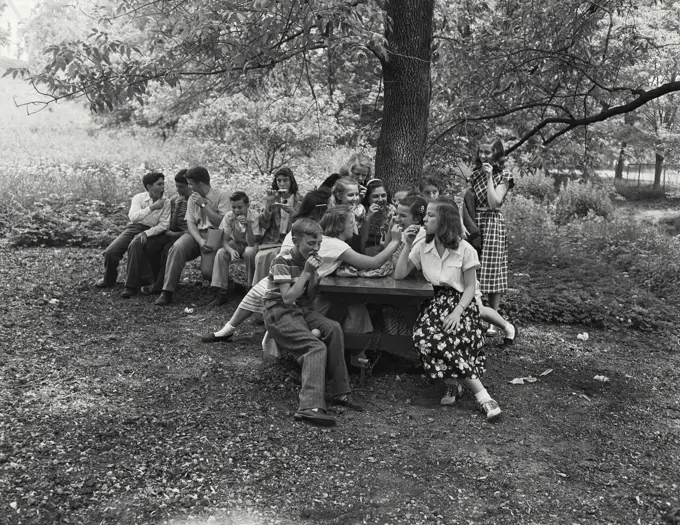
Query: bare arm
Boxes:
[{"xmin": 340, "ymin": 239, "xmax": 400, "ymax": 269}]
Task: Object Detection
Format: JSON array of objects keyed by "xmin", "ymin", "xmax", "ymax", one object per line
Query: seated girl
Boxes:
[
  {"xmin": 202, "ymin": 203, "xmax": 401, "ymax": 343},
  {"xmin": 251, "ymin": 168, "xmax": 302, "ymax": 285},
  {"xmin": 361, "ymin": 179, "xmax": 397, "ymax": 256},
  {"xmin": 332, "ymin": 177, "xmax": 365, "ymax": 252}
]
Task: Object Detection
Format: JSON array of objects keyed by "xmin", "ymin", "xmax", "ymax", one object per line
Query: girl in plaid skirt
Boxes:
[{"xmin": 469, "ymin": 136, "xmax": 514, "ymax": 322}]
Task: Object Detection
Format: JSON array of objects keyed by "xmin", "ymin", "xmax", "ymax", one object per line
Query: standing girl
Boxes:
[
  {"xmin": 339, "ymin": 153, "xmax": 372, "ymax": 199},
  {"xmin": 252, "ymin": 167, "xmax": 303, "ymax": 285},
  {"xmin": 469, "ymin": 136, "xmax": 514, "ymax": 325},
  {"xmin": 394, "ymin": 199, "xmax": 501, "ymax": 420},
  {"xmin": 332, "ymin": 177, "xmax": 365, "ymax": 251},
  {"xmin": 361, "ymin": 179, "xmax": 396, "ymax": 256}
]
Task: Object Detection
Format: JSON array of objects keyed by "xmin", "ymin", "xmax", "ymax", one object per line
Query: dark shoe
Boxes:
[
  {"xmin": 140, "ymin": 285, "xmax": 161, "ymax": 296},
  {"xmin": 208, "ymin": 291, "xmax": 229, "ymax": 307},
  {"xmin": 95, "ymin": 279, "xmax": 114, "ymax": 289},
  {"xmin": 500, "ymin": 323, "xmax": 517, "ymax": 347},
  {"xmin": 154, "ymin": 291, "xmax": 173, "ymax": 306},
  {"xmin": 294, "ymin": 408, "xmax": 336, "ymax": 427},
  {"xmin": 201, "ymin": 333, "xmax": 233, "ymax": 343},
  {"xmin": 120, "ymin": 287, "xmax": 137, "ymax": 299},
  {"xmin": 330, "ymin": 392, "xmax": 366, "ymax": 411}
]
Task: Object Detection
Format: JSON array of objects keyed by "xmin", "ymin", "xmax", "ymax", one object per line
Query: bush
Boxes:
[
  {"xmin": 554, "ymin": 178, "xmax": 613, "ymax": 224},
  {"xmin": 504, "ymin": 194, "xmax": 558, "ymax": 263},
  {"xmin": 613, "ymin": 180, "xmax": 667, "ymax": 201},
  {"xmin": 514, "ymin": 170, "xmax": 556, "ymax": 203}
]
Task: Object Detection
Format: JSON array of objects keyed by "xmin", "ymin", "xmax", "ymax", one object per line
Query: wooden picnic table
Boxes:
[{"xmin": 319, "ymin": 275, "xmax": 433, "ymax": 362}]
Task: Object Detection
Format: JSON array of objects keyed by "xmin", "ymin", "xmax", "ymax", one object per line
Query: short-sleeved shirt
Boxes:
[
  {"xmin": 219, "ymin": 208, "xmax": 263, "ymax": 245},
  {"xmin": 409, "ymin": 238, "xmax": 480, "ymax": 292},
  {"xmin": 264, "ymin": 250, "xmax": 309, "ymax": 307},
  {"xmin": 280, "ymin": 234, "xmax": 350, "ymax": 277},
  {"xmin": 185, "ymin": 187, "xmax": 231, "ymax": 232},
  {"xmin": 470, "ymin": 169, "xmax": 514, "ymax": 208}
]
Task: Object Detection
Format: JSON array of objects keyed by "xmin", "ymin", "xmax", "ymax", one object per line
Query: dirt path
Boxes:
[{"xmin": 1, "ymin": 247, "xmax": 679, "ymax": 525}]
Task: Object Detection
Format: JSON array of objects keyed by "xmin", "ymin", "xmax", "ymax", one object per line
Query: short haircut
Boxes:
[
  {"xmin": 174, "ymin": 169, "xmax": 188, "ymax": 184},
  {"xmin": 293, "ymin": 187, "xmax": 331, "ymax": 223},
  {"xmin": 425, "ymin": 200, "xmax": 463, "ymax": 250},
  {"xmin": 418, "ymin": 176, "xmax": 441, "ymax": 192},
  {"xmin": 230, "ymin": 191, "xmax": 249, "ymax": 205},
  {"xmin": 142, "ymin": 172, "xmax": 164, "ymax": 190},
  {"xmin": 291, "ymin": 217, "xmax": 322, "ymax": 240},
  {"xmin": 361, "ymin": 178, "xmax": 391, "ymax": 208},
  {"xmin": 332, "ymin": 177, "xmax": 359, "ymax": 202},
  {"xmin": 320, "ymin": 205, "xmax": 351, "ymax": 238},
  {"xmin": 399, "ymin": 195, "xmax": 428, "ymax": 225},
  {"xmin": 272, "ymin": 167, "xmax": 299, "ymax": 194},
  {"xmin": 339, "ymin": 153, "xmax": 372, "ymax": 183},
  {"xmin": 185, "ymin": 166, "xmax": 210, "ymax": 185}
]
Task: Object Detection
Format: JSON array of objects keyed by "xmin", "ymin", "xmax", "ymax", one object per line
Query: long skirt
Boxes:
[
  {"xmin": 477, "ymin": 209, "xmax": 508, "ymax": 294},
  {"xmin": 412, "ymin": 287, "xmax": 486, "ymax": 380}
]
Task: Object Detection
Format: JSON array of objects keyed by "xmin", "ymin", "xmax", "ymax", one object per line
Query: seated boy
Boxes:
[
  {"xmin": 209, "ymin": 191, "xmax": 262, "ymax": 306},
  {"xmin": 263, "ymin": 218, "xmax": 365, "ymax": 427},
  {"xmin": 96, "ymin": 172, "xmax": 170, "ymax": 290}
]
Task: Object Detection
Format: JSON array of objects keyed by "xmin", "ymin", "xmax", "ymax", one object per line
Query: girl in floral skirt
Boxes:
[{"xmin": 394, "ymin": 199, "xmax": 501, "ymax": 421}]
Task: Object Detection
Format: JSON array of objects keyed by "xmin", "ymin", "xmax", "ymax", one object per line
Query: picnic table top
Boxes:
[{"xmin": 319, "ymin": 275, "xmax": 433, "ymax": 298}]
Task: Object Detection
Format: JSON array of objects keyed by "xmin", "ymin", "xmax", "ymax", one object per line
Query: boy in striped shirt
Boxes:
[{"xmin": 263, "ymin": 218, "xmax": 365, "ymax": 426}]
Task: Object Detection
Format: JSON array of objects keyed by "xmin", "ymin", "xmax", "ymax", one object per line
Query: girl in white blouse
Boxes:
[{"xmin": 394, "ymin": 199, "xmax": 502, "ymax": 421}]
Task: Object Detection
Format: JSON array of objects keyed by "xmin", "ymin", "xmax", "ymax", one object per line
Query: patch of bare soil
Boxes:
[{"xmin": 1, "ymin": 246, "xmax": 679, "ymax": 524}]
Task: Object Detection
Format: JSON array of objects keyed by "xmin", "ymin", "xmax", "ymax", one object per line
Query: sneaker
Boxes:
[
  {"xmin": 208, "ymin": 291, "xmax": 229, "ymax": 307},
  {"xmin": 140, "ymin": 285, "xmax": 161, "ymax": 296},
  {"xmin": 154, "ymin": 291, "xmax": 173, "ymax": 306},
  {"xmin": 478, "ymin": 398, "xmax": 502, "ymax": 421},
  {"xmin": 95, "ymin": 279, "xmax": 115, "ymax": 289},
  {"xmin": 330, "ymin": 392, "xmax": 366, "ymax": 411},
  {"xmin": 440, "ymin": 382, "xmax": 463, "ymax": 406}
]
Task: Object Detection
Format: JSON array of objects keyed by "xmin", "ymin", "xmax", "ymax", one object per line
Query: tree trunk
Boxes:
[
  {"xmin": 654, "ymin": 151, "xmax": 664, "ymax": 189},
  {"xmin": 374, "ymin": 0, "xmax": 435, "ymax": 190},
  {"xmin": 614, "ymin": 142, "xmax": 626, "ymax": 179}
]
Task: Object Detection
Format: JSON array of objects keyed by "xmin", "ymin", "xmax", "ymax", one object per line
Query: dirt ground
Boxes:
[{"xmin": 1, "ymin": 245, "xmax": 679, "ymax": 525}]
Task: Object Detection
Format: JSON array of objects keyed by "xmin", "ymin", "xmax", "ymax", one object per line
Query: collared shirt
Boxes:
[
  {"xmin": 219, "ymin": 208, "xmax": 263, "ymax": 245},
  {"xmin": 170, "ymin": 194, "xmax": 188, "ymax": 232},
  {"xmin": 408, "ymin": 238, "xmax": 480, "ymax": 292},
  {"xmin": 185, "ymin": 187, "xmax": 231, "ymax": 232},
  {"xmin": 128, "ymin": 192, "xmax": 171, "ymax": 237}
]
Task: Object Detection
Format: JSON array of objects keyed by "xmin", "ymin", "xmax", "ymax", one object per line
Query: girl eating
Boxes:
[{"xmin": 361, "ymin": 179, "xmax": 396, "ymax": 256}]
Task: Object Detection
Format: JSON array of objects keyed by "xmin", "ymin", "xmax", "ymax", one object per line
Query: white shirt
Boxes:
[
  {"xmin": 409, "ymin": 238, "xmax": 480, "ymax": 292},
  {"xmin": 128, "ymin": 192, "xmax": 171, "ymax": 237}
]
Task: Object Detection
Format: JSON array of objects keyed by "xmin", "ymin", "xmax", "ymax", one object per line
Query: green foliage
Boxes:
[
  {"xmin": 553, "ymin": 179, "xmax": 614, "ymax": 224},
  {"xmin": 513, "ymin": 171, "xmax": 557, "ymax": 203},
  {"xmin": 505, "ymin": 194, "xmax": 680, "ymax": 331},
  {"xmin": 613, "ymin": 180, "xmax": 667, "ymax": 201}
]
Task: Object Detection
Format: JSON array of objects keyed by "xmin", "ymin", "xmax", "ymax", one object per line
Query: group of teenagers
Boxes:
[{"xmin": 96, "ymin": 136, "xmax": 517, "ymax": 427}]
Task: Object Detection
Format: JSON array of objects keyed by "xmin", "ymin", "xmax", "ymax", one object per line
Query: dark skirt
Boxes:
[{"xmin": 412, "ymin": 287, "xmax": 486, "ymax": 380}]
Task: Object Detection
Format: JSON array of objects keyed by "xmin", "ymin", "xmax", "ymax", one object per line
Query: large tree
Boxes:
[{"xmin": 11, "ymin": 0, "xmax": 680, "ymax": 187}]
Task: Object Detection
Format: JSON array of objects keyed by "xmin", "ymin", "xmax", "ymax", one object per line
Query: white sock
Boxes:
[
  {"xmin": 505, "ymin": 323, "xmax": 515, "ymax": 339},
  {"xmin": 475, "ymin": 389, "xmax": 492, "ymax": 404},
  {"xmin": 215, "ymin": 322, "xmax": 236, "ymax": 338}
]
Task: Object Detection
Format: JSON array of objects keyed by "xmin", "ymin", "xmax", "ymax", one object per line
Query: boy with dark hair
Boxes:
[
  {"xmin": 209, "ymin": 191, "xmax": 262, "ymax": 306},
  {"xmin": 156, "ymin": 166, "xmax": 231, "ymax": 306},
  {"xmin": 263, "ymin": 218, "xmax": 365, "ymax": 427},
  {"xmin": 139, "ymin": 169, "xmax": 194, "ymax": 296},
  {"xmin": 96, "ymin": 172, "xmax": 170, "ymax": 291}
]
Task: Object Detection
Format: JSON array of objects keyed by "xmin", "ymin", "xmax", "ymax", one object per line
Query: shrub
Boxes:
[
  {"xmin": 554, "ymin": 178, "xmax": 613, "ymax": 224},
  {"xmin": 614, "ymin": 180, "xmax": 667, "ymax": 201},
  {"xmin": 514, "ymin": 170, "xmax": 556, "ymax": 203}
]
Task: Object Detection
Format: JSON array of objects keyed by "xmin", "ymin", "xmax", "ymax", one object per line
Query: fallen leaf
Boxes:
[
  {"xmin": 594, "ymin": 375, "xmax": 610, "ymax": 382},
  {"xmin": 184, "ymin": 307, "xmax": 195, "ymax": 314},
  {"xmin": 540, "ymin": 369, "xmax": 553, "ymax": 376},
  {"xmin": 509, "ymin": 376, "xmax": 537, "ymax": 385}
]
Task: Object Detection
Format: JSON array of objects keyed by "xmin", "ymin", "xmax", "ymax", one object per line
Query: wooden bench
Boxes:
[{"xmin": 319, "ymin": 275, "xmax": 433, "ymax": 364}]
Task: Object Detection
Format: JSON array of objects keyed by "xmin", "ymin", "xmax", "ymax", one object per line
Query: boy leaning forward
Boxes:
[{"xmin": 263, "ymin": 218, "xmax": 365, "ymax": 426}]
